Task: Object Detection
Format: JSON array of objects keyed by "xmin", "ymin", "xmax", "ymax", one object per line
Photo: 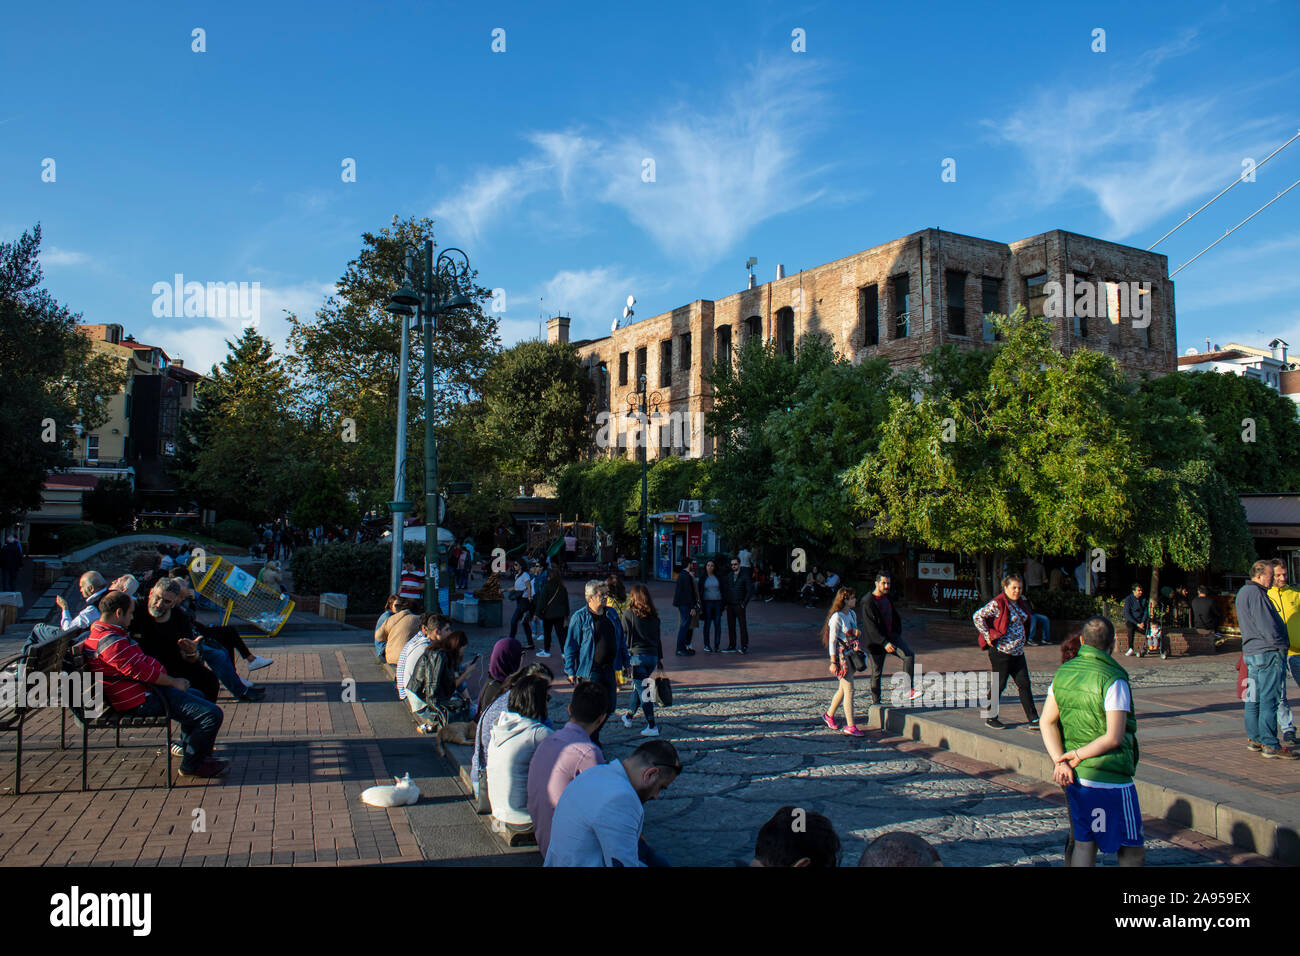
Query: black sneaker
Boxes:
[
  {"xmin": 1246, "ymin": 740, "xmax": 1263, "ymax": 752},
  {"xmin": 238, "ymin": 685, "xmax": 266, "ymax": 701},
  {"xmin": 985, "ymin": 717, "xmax": 1007, "ymax": 730},
  {"xmin": 179, "ymin": 757, "xmax": 230, "ymax": 778},
  {"xmin": 740, "ymin": 647, "xmax": 749, "ymax": 655}
]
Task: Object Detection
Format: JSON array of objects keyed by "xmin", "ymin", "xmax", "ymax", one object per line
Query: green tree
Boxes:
[
  {"xmin": 1140, "ymin": 370, "xmax": 1300, "ymax": 494},
  {"xmin": 0, "ymin": 225, "xmax": 125, "ymax": 525},
  {"xmin": 703, "ymin": 334, "xmax": 838, "ymax": 552},
  {"xmin": 845, "ymin": 309, "xmax": 1140, "ymax": 598},
  {"xmin": 480, "ymin": 339, "xmax": 595, "ymax": 488},
  {"xmin": 285, "ymin": 215, "xmax": 501, "ymax": 522},
  {"xmin": 183, "ymin": 328, "xmax": 301, "ymax": 521}
]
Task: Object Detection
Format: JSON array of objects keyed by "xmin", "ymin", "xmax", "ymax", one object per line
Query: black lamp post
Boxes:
[
  {"xmin": 386, "ymin": 241, "xmax": 473, "ymax": 613},
  {"xmin": 626, "ymin": 375, "xmax": 663, "ymax": 583}
]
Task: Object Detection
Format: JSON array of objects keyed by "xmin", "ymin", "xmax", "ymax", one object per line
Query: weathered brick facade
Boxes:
[{"xmin": 562, "ymin": 228, "xmax": 1176, "ymax": 460}]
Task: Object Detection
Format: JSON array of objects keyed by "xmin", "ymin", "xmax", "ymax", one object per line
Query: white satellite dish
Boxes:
[
  {"xmin": 1184, "ymin": 348, "xmax": 1199, "ymax": 356},
  {"xmin": 626, "ymin": 295, "xmax": 636, "ymax": 309},
  {"xmin": 611, "ymin": 317, "xmax": 619, "ymax": 333}
]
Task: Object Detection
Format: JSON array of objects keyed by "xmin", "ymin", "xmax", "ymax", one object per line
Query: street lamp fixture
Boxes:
[
  {"xmin": 626, "ymin": 373, "xmax": 663, "ymax": 584},
  {"xmin": 384, "ymin": 241, "xmax": 474, "ymax": 613}
]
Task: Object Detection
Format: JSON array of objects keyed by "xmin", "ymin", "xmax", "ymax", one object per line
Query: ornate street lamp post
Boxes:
[
  {"xmin": 626, "ymin": 376, "xmax": 663, "ymax": 583},
  {"xmin": 386, "ymin": 241, "xmax": 473, "ymax": 613}
]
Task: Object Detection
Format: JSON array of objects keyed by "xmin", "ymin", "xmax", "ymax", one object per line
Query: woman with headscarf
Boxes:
[{"xmin": 478, "ymin": 637, "xmax": 524, "ymax": 716}]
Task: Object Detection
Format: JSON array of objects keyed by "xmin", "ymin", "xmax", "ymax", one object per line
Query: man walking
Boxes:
[
  {"xmin": 862, "ymin": 572, "xmax": 921, "ymax": 705},
  {"xmin": 1236, "ymin": 560, "xmax": 1297, "ymax": 759},
  {"xmin": 563, "ymin": 580, "xmax": 628, "ymax": 732},
  {"xmin": 1039, "ymin": 616, "xmax": 1144, "ymax": 866},
  {"xmin": 1265, "ymin": 559, "xmax": 1299, "ymax": 747},
  {"xmin": 722, "ymin": 557, "xmax": 753, "ymax": 654},
  {"xmin": 672, "ymin": 559, "xmax": 700, "ymax": 656}
]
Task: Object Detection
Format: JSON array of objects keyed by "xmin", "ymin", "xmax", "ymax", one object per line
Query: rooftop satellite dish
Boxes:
[
  {"xmin": 611, "ymin": 317, "xmax": 619, "ymax": 333},
  {"xmin": 1184, "ymin": 348, "xmax": 1199, "ymax": 356},
  {"xmin": 626, "ymin": 295, "xmax": 635, "ymax": 309}
]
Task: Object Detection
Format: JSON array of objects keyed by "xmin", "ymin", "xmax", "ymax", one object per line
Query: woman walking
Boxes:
[
  {"xmin": 536, "ymin": 564, "xmax": 570, "ymax": 659},
  {"xmin": 700, "ymin": 559, "xmax": 724, "ymax": 653},
  {"xmin": 973, "ymin": 574, "xmax": 1041, "ymax": 731},
  {"xmin": 821, "ymin": 587, "xmax": 866, "ymax": 736},
  {"xmin": 508, "ymin": 559, "xmax": 535, "ymax": 649},
  {"xmin": 620, "ymin": 583, "xmax": 666, "ymax": 737}
]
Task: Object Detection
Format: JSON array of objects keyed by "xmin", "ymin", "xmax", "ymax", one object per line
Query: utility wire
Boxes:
[
  {"xmin": 1169, "ymin": 179, "xmax": 1300, "ymax": 277},
  {"xmin": 1148, "ymin": 128, "xmax": 1300, "ymax": 250}
]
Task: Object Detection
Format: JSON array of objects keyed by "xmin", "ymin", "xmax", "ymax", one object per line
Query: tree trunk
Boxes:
[
  {"xmin": 976, "ymin": 553, "xmax": 991, "ymax": 601},
  {"xmin": 1149, "ymin": 563, "xmax": 1161, "ymax": 622}
]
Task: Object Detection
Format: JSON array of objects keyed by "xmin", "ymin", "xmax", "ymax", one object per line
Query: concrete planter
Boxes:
[
  {"xmin": 477, "ymin": 600, "xmax": 502, "ymax": 628},
  {"xmin": 451, "ymin": 598, "xmax": 479, "ymax": 625}
]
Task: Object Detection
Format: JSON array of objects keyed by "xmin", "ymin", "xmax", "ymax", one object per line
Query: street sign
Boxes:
[{"xmin": 447, "ymin": 481, "xmax": 472, "ymax": 495}]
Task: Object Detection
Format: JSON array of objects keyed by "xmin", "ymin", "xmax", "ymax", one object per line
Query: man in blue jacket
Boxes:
[
  {"xmin": 1237, "ymin": 560, "xmax": 1297, "ymax": 759},
  {"xmin": 1121, "ymin": 584, "xmax": 1149, "ymax": 657},
  {"xmin": 564, "ymin": 579, "xmax": 628, "ymax": 742}
]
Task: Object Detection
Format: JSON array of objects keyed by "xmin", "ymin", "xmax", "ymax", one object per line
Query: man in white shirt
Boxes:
[
  {"xmin": 55, "ymin": 571, "xmax": 108, "ymax": 633},
  {"xmin": 544, "ymin": 739, "xmax": 681, "ymax": 867},
  {"xmin": 825, "ymin": 570, "xmax": 841, "ymax": 590},
  {"xmin": 737, "ymin": 548, "xmax": 752, "ymax": 576}
]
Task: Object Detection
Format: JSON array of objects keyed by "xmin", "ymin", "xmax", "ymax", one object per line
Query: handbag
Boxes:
[
  {"xmin": 688, "ymin": 606, "xmax": 699, "ymax": 627},
  {"xmin": 841, "ymin": 639, "xmax": 867, "ymax": 673},
  {"xmin": 652, "ymin": 675, "xmax": 673, "ymax": 707}
]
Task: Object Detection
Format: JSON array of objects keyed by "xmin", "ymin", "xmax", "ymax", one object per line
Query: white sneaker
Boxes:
[
  {"xmin": 1124, "ymin": 648, "xmax": 1135, "ymax": 657},
  {"xmin": 536, "ymin": 650, "xmax": 551, "ymax": 658},
  {"xmin": 640, "ymin": 726, "xmax": 660, "ymax": 737},
  {"xmin": 621, "ymin": 713, "xmax": 634, "ymax": 728},
  {"xmin": 247, "ymin": 655, "xmax": 274, "ymax": 671}
]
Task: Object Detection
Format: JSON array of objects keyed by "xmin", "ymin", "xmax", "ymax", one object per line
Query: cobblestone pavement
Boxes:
[{"xmin": 591, "ymin": 679, "xmax": 1222, "ymax": 868}]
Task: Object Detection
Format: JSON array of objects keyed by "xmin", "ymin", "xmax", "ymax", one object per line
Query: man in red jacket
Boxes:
[{"xmin": 84, "ymin": 590, "xmax": 229, "ymax": 778}]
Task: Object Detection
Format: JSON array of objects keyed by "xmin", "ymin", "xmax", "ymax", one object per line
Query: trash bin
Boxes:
[{"xmin": 477, "ymin": 599, "xmax": 502, "ymax": 628}]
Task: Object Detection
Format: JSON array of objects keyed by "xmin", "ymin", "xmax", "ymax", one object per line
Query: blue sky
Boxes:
[{"xmin": 2, "ymin": 0, "xmax": 1297, "ymax": 374}]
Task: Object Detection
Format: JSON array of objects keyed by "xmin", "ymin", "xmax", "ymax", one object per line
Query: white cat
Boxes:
[{"xmin": 360, "ymin": 773, "xmax": 420, "ymax": 807}]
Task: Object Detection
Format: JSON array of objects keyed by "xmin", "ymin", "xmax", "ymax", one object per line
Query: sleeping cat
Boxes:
[{"xmin": 360, "ymin": 773, "xmax": 420, "ymax": 807}]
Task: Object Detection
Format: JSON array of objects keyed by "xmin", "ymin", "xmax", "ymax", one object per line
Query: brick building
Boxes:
[{"xmin": 561, "ymin": 228, "xmax": 1176, "ymax": 459}]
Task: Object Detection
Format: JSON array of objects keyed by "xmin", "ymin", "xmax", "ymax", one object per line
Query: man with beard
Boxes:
[{"xmin": 130, "ymin": 578, "xmax": 264, "ymax": 703}]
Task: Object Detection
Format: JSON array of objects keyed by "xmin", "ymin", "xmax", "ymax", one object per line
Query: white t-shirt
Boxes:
[
  {"xmin": 738, "ymin": 549, "xmax": 752, "ymax": 568},
  {"xmin": 828, "ymin": 609, "xmax": 857, "ymax": 660},
  {"xmin": 514, "ymin": 571, "xmax": 533, "ymax": 599},
  {"xmin": 1046, "ymin": 677, "xmax": 1132, "ymax": 788}
]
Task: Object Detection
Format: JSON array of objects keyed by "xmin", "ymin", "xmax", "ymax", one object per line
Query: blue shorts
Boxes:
[{"xmin": 1066, "ymin": 781, "xmax": 1143, "ymax": 853}]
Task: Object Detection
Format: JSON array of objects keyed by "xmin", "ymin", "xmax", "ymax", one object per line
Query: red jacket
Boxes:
[
  {"xmin": 980, "ymin": 593, "xmax": 1031, "ymax": 648},
  {"xmin": 84, "ymin": 621, "xmax": 165, "ymax": 712}
]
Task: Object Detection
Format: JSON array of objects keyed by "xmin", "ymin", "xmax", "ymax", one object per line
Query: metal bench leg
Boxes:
[
  {"xmin": 82, "ymin": 723, "xmax": 88, "ymax": 793},
  {"xmin": 60, "ymin": 709, "xmax": 66, "ymax": 751},
  {"xmin": 165, "ymin": 722, "xmax": 173, "ymax": 789},
  {"xmin": 14, "ymin": 716, "xmax": 22, "ymax": 797},
  {"xmin": 115, "ymin": 724, "xmax": 121, "ymax": 748}
]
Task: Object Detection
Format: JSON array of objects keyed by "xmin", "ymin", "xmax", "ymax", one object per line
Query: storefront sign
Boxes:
[
  {"xmin": 930, "ymin": 583, "xmax": 980, "ymax": 602},
  {"xmin": 1251, "ymin": 525, "xmax": 1300, "ymax": 537},
  {"xmin": 918, "ymin": 562, "xmax": 955, "ymax": 580}
]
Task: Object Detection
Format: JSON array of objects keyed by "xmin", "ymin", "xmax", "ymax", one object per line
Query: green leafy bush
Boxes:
[
  {"xmin": 211, "ymin": 520, "xmax": 256, "ymax": 547},
  {"xmin": 958, "ymin": 591, "xmax": 1123, "ymax": 623},
  {"xmin": 52, "ymin": 524, "xmax": 100, "ymax": 552},
  {"xmin": 291, "ymin": 541, "xmax": 435, "ymax": 613}
]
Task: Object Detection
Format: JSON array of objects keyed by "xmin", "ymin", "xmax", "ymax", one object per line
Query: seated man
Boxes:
[
  {"xmin": 1191, "ymin": 586, "xmax": 1226, "ymax": 649},
  {"xmin": 750, "ymin": 806, "xmax": 841, "ymax": 867},
  {"xmin": 405, "ymin": 629, "xmax": 476, "ymax": 729},
  {"xmin": 55, "ymin": 571, "xmax": 108, "ymax": 633},
  {"xmin": 526, "ymin": 679, "xmax": 608, "ymax": 857},
  {"xmin": 130, "ymin": 578, "xmax": 264, "ymax": 703},
  {"xmin": 545, "ymin": 739, "xmax": 680, "ymax": 867},
  {"xmin": 84, "ymin": 589, "xmax": 228, "ymax": 778}
]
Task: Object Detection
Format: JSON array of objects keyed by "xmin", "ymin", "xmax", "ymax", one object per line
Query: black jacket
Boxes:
[
  {"xmin": 1190, "ymin": 596, "xmax": 1223, "ymax": 631},
  {"xmin": 861, "ymin": 594, "xmax": 901, "ymax": 647},
  {"xmin": 537, "ymin": 576, "xmax": 570, "ymax": 621},
  {"xmin": 673, "ymin": 571, "xmax": 700, "ymax": 608},
  {"xmin": 621, "ymin": 609, "xmax": 664, "ymax": 659},
  {"xmin": 722, "ymin": 570, "xmax": 752, "ymax": 607}
]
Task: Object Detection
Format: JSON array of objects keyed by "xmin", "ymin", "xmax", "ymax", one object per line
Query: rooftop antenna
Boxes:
[
  {"xmin": 615, "ymin": 294, "xmax": 634, "ymax": 334},
  {"xmin": 746, "ymin": 256, "xmax": 758, "ymax": 290}
]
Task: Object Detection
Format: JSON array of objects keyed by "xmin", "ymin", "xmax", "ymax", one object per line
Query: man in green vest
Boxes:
[{"xmin": 1039, "ymin": 616, "xmax": 1144, "ymax": 866}]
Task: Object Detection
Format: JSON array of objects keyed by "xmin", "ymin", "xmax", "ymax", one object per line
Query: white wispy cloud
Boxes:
[
  {"xmin": 495, "ymin": 266, "xmax": 643, "ymax": 345},
  {"xmin": 984, "ymin": 29, "xmax": 1291, "ymax": 240},
  {"xmin": 137, "ymin": 279, "xmax": 334, "ymax": 373},
  {"xmin": 431, "ymin": 57, "xmax": 831, "ymax": 264},
  {"xmin": 43, "ymin": 246, "xmax": 90, "ymax": 266}
]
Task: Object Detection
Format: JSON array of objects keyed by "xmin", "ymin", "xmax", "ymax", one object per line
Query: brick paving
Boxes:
[
  {"xmin": 2, "ymin": 576, "xmax": 1292, "ymax": 866},
  {"xmin": 0, "ymin": 627, "xmax": 427, "ymax": 867}
]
